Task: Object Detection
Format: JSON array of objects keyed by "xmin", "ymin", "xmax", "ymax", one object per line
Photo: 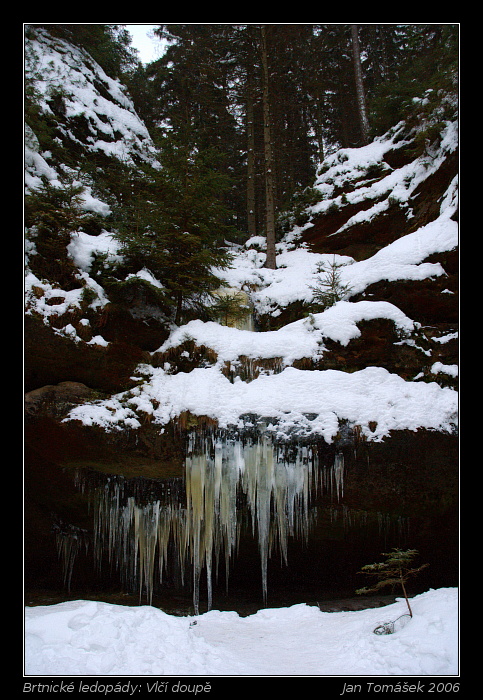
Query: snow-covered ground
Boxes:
[{"xmin": 24, "ymin": 588, "xmax": 458, "ymax": 677}]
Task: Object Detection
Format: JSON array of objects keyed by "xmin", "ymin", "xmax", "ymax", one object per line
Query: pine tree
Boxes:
[
  {"xmin": 309, "ymin": 25, "xmax": 362, "ymax": 149},
  {"xmin": 147, "ymin": 24, "xmax": 320, "ymax": 252},
  {"xmin": 310, "ymin": 257, "xmax": 353, "ymax": 310},
  {"xmin": 367, "ymin": 24, "xmax": 458, "ymax": 137},
  {"xmin": 243, "ymin": 25, "xmax": 259, "ymax": 240},
  {"xmin": 356, "ymin": 548, "xmax": 429, "ymax": 617},
  {"xmin": 350, "ymin": 25, "xmax": 370, "ymax": 145},
  {"xmin": 149, "ymin": 25, "xmax": 246, "ymax": 236},
  {"xmin": 110, "ymin": 136, "xmax": 235, "ymax": 325},
  {"xmin": 25, "ymin": 174, "xmax": 88, "ymax": 289},
  {"xmin": 260, "ymin": 25, "xmax": 277, "ymax": 270}
]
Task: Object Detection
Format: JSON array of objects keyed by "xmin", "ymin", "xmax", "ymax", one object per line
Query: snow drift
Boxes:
[{"xmin": 24, "ymin": 588, "xmax": 458, "ymax": 677}]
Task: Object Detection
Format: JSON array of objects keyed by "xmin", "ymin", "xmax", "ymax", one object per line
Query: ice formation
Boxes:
[{"xmin": 71, "ymin": 432, "xmax": 337, "ymax": 614}]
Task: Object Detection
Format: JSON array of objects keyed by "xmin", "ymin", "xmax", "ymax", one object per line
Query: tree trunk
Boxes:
[
  {"xmin": 175, "ymin": 290, "xmax": 183, "ymax": 326},
  {"xmin": 246, "ymin": 69, "xmax": 257, "ymax": 239},
  {"xmin": 260, "ymin": 25, "xmax": 277, "ymax": 270},
  {"xmin": 399, "ymin": 572, "xmax": 413, "ymax": 618},
  {"xmin": 350, "ymin": 25, "xmax": 370, "ymax": 146}
]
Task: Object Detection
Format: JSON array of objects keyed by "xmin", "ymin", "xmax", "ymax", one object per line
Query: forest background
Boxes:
[{"xmin": 24, "ymin": 24, "xmax": 458, "ymax": 327}]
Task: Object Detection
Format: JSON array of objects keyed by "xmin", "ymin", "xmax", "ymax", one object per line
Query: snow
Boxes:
[
  {"xmin": 63, "ymin": 216, "xmax": 458, "ymax": 441},
  {"xmin": 337, "ymin": 205, "xmax": 458, "ymax": 297},
  {"xmin": 431, "ymin": 362, "xmax": 458, "ymax": 378},
  {"xmin": 67, "ymin": 363, "xmax": 457, "ymax": 442},
  {"xmin": 62, "ymin": 204, "xmax": 459, "ymax": 439},
  {"xmin": 60, "ymin": 171, "xmax": 458, "ymax": 441},
  {"xmin": 25, "ymin": 28, "xmax": 158, "ymax": 169},
  {"xmin": 24, "ymin": 588, "xmax": 458, "ymax": 676},
  {"xmin": 126, "ymin": 267, "xmax": 165, "ymax": 289},
  {"xmin": 219, "ymin": 246, "xmax": 355, "ymax": 314},
  {"xmin": 216, "ymin": 165, "xmax": 457, "ymax": 315},
  {"xmin": 155, "ymin": 300, "xmax": 415, "ymax": 366},
  {"xmin": 25, "ymin": 267, "xmax": 109, "ymax": 324},
  {"xmin": 67, "ymin": 231, "xmax": 122, "ymax": 272},
  {"xmin": 311, "ymin": 121, "xmax": 458, "ymax": 221}
]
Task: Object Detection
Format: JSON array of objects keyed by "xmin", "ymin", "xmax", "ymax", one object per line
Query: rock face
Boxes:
[
  {"xmin": 24, "ymin": 419, "xmax": 458, "ymax": 606},
  {"xmin": 24, "ymin": 309, "xmax": 169, "ymax": 394}
]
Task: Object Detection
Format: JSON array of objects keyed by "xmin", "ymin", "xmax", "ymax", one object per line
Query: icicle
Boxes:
[
  {"xmin": 74, "ymin": 432, "xmax": 322, "ymax": 612},
  {"xmin": 333, "ymin": 452, "xmax": 345, "ymax": 501},
  {"xmin": 54, "ymin": 521, "xmax": 89, "ymax": 592}
]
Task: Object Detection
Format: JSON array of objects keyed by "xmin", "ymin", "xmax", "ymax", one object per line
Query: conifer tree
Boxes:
[
  {"xmin": 147, "ymin": 24, "xmax": 320, "ymax": 251},
  {"xmin": 351, "ymin": 25, "xmax": 370, "ymax": 145},
  {"xmin": 260, "ymin": 25, "xmax": 277, "ymax": 270},
  {"xmin": 310, "ymin": 257, "xmax": 353, "ymax": 310},
  {"xmin": 356, "ymin": 548, "xmax": 429, "ymax": 617},
  {"xmin": 110, "ymin": 136, "xmax": 235, "ymax": 326},
  {"xmin": 243, "ymin": 25, "xmax": 259, "ymax": 240},
  {"xmin": 366, "ymin": 24, "xmax": 458, "ymax": 137},
  {"xmin": 25, "ymin": 174, "xmax": 88, "ymax": 289}
]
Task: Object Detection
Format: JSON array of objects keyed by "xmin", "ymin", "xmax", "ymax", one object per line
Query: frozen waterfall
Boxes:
[{"xmin": 71, "ymin": 432, "xmax": 344, "ymax": 614}]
